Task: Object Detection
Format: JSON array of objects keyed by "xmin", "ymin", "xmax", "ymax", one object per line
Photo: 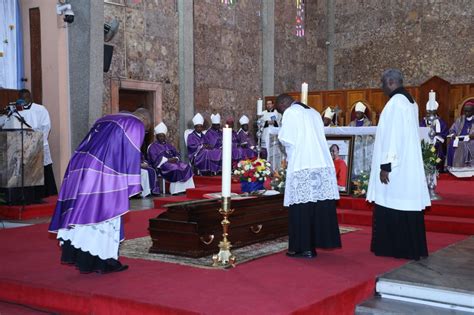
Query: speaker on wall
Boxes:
[{"xmin": 104, "ymin": 44, "xmax": 114, "ymax": 72}]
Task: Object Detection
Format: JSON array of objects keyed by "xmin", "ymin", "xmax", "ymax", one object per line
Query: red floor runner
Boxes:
[
  {"xmin": 0, "ymin": 208, "xmax": 467, "ymax": 315},
  {"xmin": 0, "ymin": 196, "xmax": 58, "ymax": 220}
]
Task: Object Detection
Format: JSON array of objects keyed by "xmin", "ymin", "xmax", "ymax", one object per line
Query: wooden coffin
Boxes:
[{"xmin": 148, "ymin": 194, "xmax": 287, "ymax": 257}]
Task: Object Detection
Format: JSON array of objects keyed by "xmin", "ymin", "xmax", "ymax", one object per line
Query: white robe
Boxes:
[
  {"xmin": 366, "ymin": 94, "xmax": 430, "ymax": 211},
  {"xmin": 0, "ymin": 103, "xmax": 52, "ymax": 166},
  {"xmin": 278, "ymin": 103, "xmax": 339, "ymax": 207}
]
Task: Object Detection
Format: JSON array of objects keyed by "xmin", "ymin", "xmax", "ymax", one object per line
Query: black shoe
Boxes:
[{"xmin": 286, "ymin": 250, "xmax": 317, "ymax": 258}]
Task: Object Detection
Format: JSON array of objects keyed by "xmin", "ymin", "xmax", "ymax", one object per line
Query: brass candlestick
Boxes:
[{"xmin": 212, "ymin": 196, "xmax": 236, "ymax": 267}]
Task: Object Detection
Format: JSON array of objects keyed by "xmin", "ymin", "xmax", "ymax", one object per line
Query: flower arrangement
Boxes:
[
  {"xmin": 270, "ymin": 160, "xmax": 287, "ymax": 192},
  {"xmin": 421, "ymin": 140, "xmax": 441, "ymax": 173},
  {"xmin": 352, "ymin": 171, "xmax": 370, "ymax": 197},
  {"xmin": 233, "ymin": 158, "xmax": 272, "ymax": 183}
]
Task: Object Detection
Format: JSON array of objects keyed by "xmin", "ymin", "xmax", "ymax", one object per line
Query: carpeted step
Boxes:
[
  {"xmin": 193, "ymin": 176, "xmax": 222, "ymax": 186},
  {"xmin": 338, "ymin": 197, "xmax": 373, "ymax": 211},
  {"xmin": 0, "ymin": 196, "xmax": 58, "ymax": 220},
  {"xmin": 152, "ymin": 195, "xmax": 197, "ymax": 208},
  {"xmin": 426, "ymin": 202, "xmax": 474, "ymax": 218},
  {"xmin": 337, "ymin": 209, "xmax": 474, "ymax": 235}
]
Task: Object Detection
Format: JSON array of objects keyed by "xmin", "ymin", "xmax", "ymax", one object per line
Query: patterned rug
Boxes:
[{"xmin": 120, "ymin": 226, "xmax": 360, "ymax": 269}]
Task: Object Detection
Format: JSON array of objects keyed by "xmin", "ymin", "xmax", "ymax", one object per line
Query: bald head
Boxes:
[{"xmin": 132, "ymin": 108, "xmax": 152, "ymax": 131}]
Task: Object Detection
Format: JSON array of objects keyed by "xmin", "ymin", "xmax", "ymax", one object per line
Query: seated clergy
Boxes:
[
  {"xmin": 147, "ymin": 122, "xmax": 195, "ymax": 194},
  {"xmin": 349, "ymin": 102, "xmax": 372, "ymax": 127},
  {"xmin": 447, "ymin": 100, "xmax": 474, "ymax": 167},
  {"xmin": 322, "ymin": 107, "xmax": 335, "ymax": 127},
  {"xmin": 186, "ymin": 113, "xmax": 221, "ymax": 174},
  {"xmin": 236, "ymin": 115, "xmax": 259, "ymax": 159},
  {"xmin": 226, "ymin": 117, "xmax": 253, "ymax": 162},
  {"xmin": 420, "ymin": 100, "xmax": 448, "ymax": 169},
  {"xmin": 202, "ymin": 114, "xmax": 224, "ymax": 173}
]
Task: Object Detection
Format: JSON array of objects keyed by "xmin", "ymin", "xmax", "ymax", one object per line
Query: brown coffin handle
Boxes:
[
  {"xmin": 199, "ymin": 234, "xmax": 214, "ymax": 245},
  {"xmin": 250, "ymin": 224, "xmax": 263, "ymax": 234}
]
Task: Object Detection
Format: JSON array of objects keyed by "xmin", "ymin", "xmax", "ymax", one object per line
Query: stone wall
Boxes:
[
  {"xmin": 103, "ymin": 0, "xmax": 179, "ymax": 144},
  {"xmin": 274, "ymin": 1, "xmax": 327, "ymax": 93},
  {"xmin": 194, "ymin": 0, "xmax": 262, "ymax": 129},
  {"xmin": 333, "ymin": 0, "xmax": 474, "ymax": 89}
]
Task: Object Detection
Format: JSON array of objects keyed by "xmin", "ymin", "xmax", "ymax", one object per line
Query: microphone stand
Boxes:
[{"xmin": 11, "ymin": 109, "xmax": 32, "ymax": 220}]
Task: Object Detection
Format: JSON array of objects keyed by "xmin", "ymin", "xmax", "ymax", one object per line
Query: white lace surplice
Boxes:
[{"xmin": 279, "ymin": 104, "xmax": 339, "ymax": 207}]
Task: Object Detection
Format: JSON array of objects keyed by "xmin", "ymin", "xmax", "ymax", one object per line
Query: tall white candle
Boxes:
[
  {"xmin": 301, "ymin": 82, "xmax": 308, "ymax": 105},
  {"xmin": 257, "ymin": 98, "xmax": 263, "ymax": 116},
  {"xmin": 222, "ymin": 126, "xmax": 232, "ymax": 197},
  {"xmin": 428, "ymin": 90, "xmax": 436, "ymax": 111}
]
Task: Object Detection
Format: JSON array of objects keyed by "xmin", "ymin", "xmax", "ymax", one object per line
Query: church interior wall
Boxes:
[{"xmin": 332, "ymin": 0, "xmax": 474, "ymax": 89}]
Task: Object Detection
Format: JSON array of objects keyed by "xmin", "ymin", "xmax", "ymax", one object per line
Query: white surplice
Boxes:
[
  {"xmin": 278, "ymin": 103, "xmax": 339, "ymax": 207},
  {"xmin": 366, "ymin": 94, "xmax": 430, "ymax": 211}
]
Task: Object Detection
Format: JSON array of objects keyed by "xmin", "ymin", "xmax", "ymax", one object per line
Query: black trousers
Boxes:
[
  {"xmin": 44, "ymin": 164, "xmax": 58, "ymax": 197},
  {"xmin": 371, "ymin": 204, "xmax": 428, "ymax": 260},
  {"xmin": 288, "ymin": 200, "xmax": 342, "ymax": 253}
]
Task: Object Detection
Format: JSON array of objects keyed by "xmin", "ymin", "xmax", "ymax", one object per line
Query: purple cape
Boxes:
[
  {"xmin": 236, "ymin": 129, "xmax": 257, "ymax": 159},
  {"xmin": 147, "ymin": 141, "xmax": 193, "ymax": 182},
  {"xmin": 49, "ymin": 113, "xmax": 144, "ymax": 231}
]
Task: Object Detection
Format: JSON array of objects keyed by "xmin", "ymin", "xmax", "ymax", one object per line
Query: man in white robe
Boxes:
[
  {"xmin": 276, "ymin": 94, "xmax": 341, "ymax": 258},
  {"xmin": 0, "ymin": 89, "xmax": 57, "ymax": 200},
  {"xmin": 367, "ymin": 69, "xmax": 430, "ymax": 260}
]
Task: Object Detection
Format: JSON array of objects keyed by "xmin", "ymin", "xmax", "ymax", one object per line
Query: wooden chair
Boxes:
[
  {"xmin": 346, "ymin": 100, "xmax": 376, "ymax": 126},
  {"xmin": 455, "ymin": 96, "xmax": 474, "ymax": 118}
]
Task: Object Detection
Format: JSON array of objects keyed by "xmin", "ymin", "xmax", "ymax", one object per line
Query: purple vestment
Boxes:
[
  {"xmin": 236, "ymin": 129, "xmax": 257, "ymax": 159},
  {"xmin": 447, "ymin": 116, "xmax": 473, "ymax": 167},
  {"xmin": 49, "ymin": 113, "xmax": 144, "ymax": 232},
  {"xmin": 147, "ymin": 141, "xmax": 193, "ymax": 182},
  {"xmin": 186, "ymin": 131, "xmax": 221, "ymax": 173}
]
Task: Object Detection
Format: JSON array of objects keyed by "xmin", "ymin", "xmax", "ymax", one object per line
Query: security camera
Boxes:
[{"xmin": 56, "ymin": 3, "xmax": 74, "ymax": 24}]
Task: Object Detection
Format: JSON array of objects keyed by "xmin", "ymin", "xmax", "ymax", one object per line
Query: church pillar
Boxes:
[
  {"xmin": 178, "ymin": 0, "xmax": 194, "ymax": 158},
  {"xmin": 262, "ymin": 0, "xmax": 275, "ymax": 97},
  {"xmin": 67, "ymin": 0, "xmax": 104, "ymax": 150},
  {"xmin": 327, "ymin": 0, "xmax": 335, "ymax": 90}
]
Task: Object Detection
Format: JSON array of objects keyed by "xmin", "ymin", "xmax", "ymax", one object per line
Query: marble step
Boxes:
[
  {"xmin": 375, "ymin": 236, "xmax": 474, "ymax": 313},
  {"xmin": 356, "ymin": 296, "xmax": 473, "ymax": 315}
]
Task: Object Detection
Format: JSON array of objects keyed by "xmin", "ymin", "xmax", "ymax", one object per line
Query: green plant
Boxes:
[{"xmin": 421, "ymin": 140, "xmax": 441, "ymax": 173}]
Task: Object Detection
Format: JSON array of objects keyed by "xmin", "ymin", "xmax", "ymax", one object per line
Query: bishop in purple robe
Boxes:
[
  {"xmin": 148, "ymin": 122, "xmax": 195, "ymax": 194},
  {"xmin": 348, "ymin": 102, "xmax": 372, "ymax": 127},
  {"xmin": 186, "ymin": 113, "xmax": 221, "ymax": 174},
  {"xmin": 200, "ymin": 113, "xmax": 224, "ymax": 173},
  {"xmin": 420, "ymin": 109, "xmax": 448, "ymax": 169},
  {"xmin": 236, "ymin": 115, "xmax": 258, "ymax": 159},
  {"xmin": 446, "ymin": 101, "xmax": 474, "ymax": 167},
  {"xmin": 48, "ymin": 109, "xmax": 152, "ymax": 274}
]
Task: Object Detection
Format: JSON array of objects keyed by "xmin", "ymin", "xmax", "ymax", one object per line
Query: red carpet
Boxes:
[
  {"xmin": 0, "ymin": 207, "xmax": 467, "ymax": 315},
  {"xmin": 0, "ymin": 196, "xmax": 58, "ymax": 220}
]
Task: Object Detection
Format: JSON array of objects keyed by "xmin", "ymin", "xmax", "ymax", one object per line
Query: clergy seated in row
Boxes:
[
  {"xmin": 447, "ymin": 101, "xmax": 474, "ymax": 168},
  {"xmin": 420, "ymin": 101, "xmax": 448, "ymax": 170},
  {"xmin": 147, "ymin": 122, "xmax": 195, "ymax": 194},
  {"xmin": 226, "ymin": 117, "xmax": 256, "ymax": 162},
  {"xmin": 322, "ymin": 107, "xmax": 336, "ymax": 127},
  {"xmin": 348, "ymin": 102, "xmax": 372, "ymax": 127},
  {"xmin": 186, "ymin": 113, "xmax": 222, "ymax": 175},
  {"xmin": 236, "ymin": 115, "xmax": 262, "ymax": 159}
]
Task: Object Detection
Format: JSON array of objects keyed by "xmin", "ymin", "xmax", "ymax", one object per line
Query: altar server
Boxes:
[
  {"xmin": 49, "ymin": 108, "xmax": 152, "ymax": 274},
  {"xmin": 276, "ymin": 94, "xmax": 341, "ymax": 259},
  {"xmin": 446, "ymin": 101, "xmax": 473, "ymax": 168},
  {"xmin": 348, "ymin": 102, "xmax": 372, "ymax": 127},
  {"xmin": 367, "ymin": 69, "xmax": 430, "ymax": 260},
  {"xmin": 261, "ymin": 100, "xmax": 282, "ymax": 150},
  {"xmin": 186, "ymin": 113, "xmax": 221, "ymax": 174},
  {"xmin": 148, "ymin": 122, "xmax": 195, "ymax": 195}
]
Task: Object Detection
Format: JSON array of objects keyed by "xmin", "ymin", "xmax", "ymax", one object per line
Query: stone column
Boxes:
[
  {"xmin": 262, "ymin": 0, "xmax": 275, "ymax": 97},
  {"xmin": 326, "ymin": 0, "xmax": 335, "ymax": 90},
  {"xmin": 178, "ymin": 0, "xmax": 194, "ymax": 158},
  {"xmin": 67, "ymin": 0, "xmax": 104, "ymax": 150}
]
